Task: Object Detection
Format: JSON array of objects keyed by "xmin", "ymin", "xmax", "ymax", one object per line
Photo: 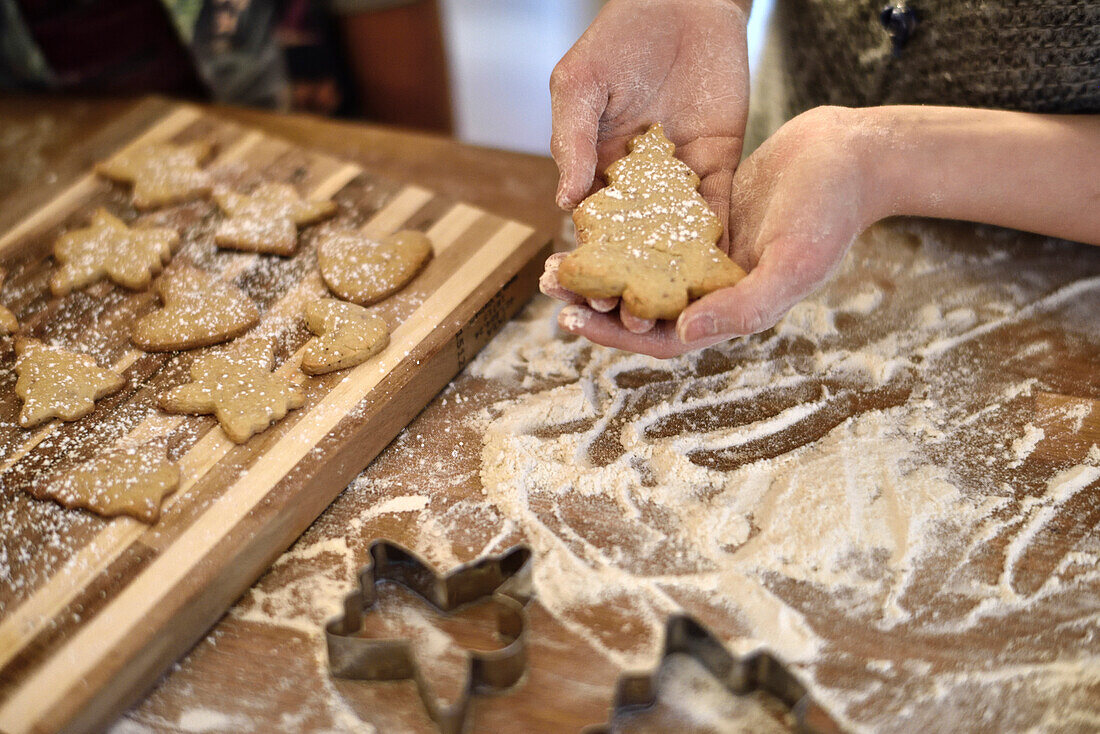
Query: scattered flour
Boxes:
[
  {"xmin": 460, "ymin": 220, "xmax": 1100, "ymax": 733},
  {"xmin": 473, "ymin": 298, "xmax": 988, "ymax": 676},
  {"xmin": 616, "ymin": 653, "xmax": 795, "ymax": 733},
  {"xmin": 838, "ymin": 287, "xmax": 882, "ymax": 315},
  {"xmin": 773, "ymin": 301, "xmax": 838, "ymax": 338},
  {"xmin": 108, "ymin": 220, "xmax": 1099, "ymax": 733},
  {"xmin": 1008, "ymin": 424, "xmax": 1045, "ymax": 468},
  {"xmin": 174, "ymin": 709, "xmax": 253, "ymax": 733}
]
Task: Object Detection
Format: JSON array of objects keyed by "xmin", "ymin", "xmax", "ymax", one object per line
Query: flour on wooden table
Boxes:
[
  {"xmin": 475, "ymin": 300, "xmax": 971, "ymax": 668},
  {"xmin": 462, "ymin": 220, "xmax": 1100, "ymax": 733},
  {"xmin": 115, "ymin": 220, "xmax": 1100, "ymax": 733},
  {"xmin": 1009, "ymin": 423, "xmax": 1046, "ymax": 468},
  {"xmin": 614, "ymin": 653, "xmax": 796, "ymax": 733}
]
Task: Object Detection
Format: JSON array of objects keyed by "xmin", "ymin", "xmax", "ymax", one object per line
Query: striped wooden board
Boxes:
[{"xmin": 0, "ymin": 103, "xmax": 549, "ymax": 734}]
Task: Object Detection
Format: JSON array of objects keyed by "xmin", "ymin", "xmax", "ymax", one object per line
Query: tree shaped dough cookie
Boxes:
[
  {"xmin": 14, "ymin": 338, "xmax": 126, "ymax": 428},
  {"xmin": 132, "ymin": 265, "xmax": 260, "ymax": 352},
  {"xmin": 317, "ymin": 229, "xmax": 432, "ymax": 305},
  {"xmin": 95, "ymin": 141, "xmax": 213, "ymax": 210},
  {"xmin": 159, "ymin": 338, "xmax": 305, "ymax": 443},
  {"xmin": 214, "ymin": 182, "xmax": 337, "ymax": 256},
  {"xmin": 51, "ymin": 209, "xmax": 180, "ymax": 296},
  {"xmin": 38, "ymin": 444, "xmax": 179, "ymax": 523},
  {"xmin": 558, "ymin": 123, "xmax": 747, "ymax": 320},
  {"xmin": 0, "ymin": 268, "xmax": 18, "ymax": 334},
  {"xmin": 301, "ymin": 298, "xmax": 389, "ymax": 375}
]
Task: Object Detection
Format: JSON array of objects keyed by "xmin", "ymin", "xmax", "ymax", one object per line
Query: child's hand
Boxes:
[
  {"xmin": 548, "ymin": 106, "xmax": 881, "ymax": 358},
  {"xmin": 550, "ymin": 0, "xmax": 751, "ymax": 246}
]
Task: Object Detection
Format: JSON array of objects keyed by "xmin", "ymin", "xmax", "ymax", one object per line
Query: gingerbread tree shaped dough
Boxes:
[
  {"xmin": 214, "ymin": 182, "xmax": 337, "ymax": 256},
  {"xmin": 159, "ymin": 338, "xmax": 305, "ymax": 443},
  {"xmin": 558, "ymin": 123, "xmax": 747, "ymax": 320},
  {"xmin": 301, "ymin": 298, "xmax": 389, "ymax": 375},
  {"xmin": 14, "ymin": 338, "xmax": 126, "ymax": 428},
  {"xmin": 317, "ymin": 229, "xmax": 432, "ymax": 305},
  {"xmin": 39, "ymin": 444, "xmax": 180, "ymax": 523},
  {"xmin": 132, "ymin": 265, "xmax": 260, "ymax": 352},
  {"xmin": 0, "ymin": 268, "xmax": 18, "ymax": 335},
  {"xmin": 51, "ymin": 209, "xmax": 180, "ymax": 296},
  {"xmin": 95, "ymin": 141, "xmax": 213, "ymax": 210}
]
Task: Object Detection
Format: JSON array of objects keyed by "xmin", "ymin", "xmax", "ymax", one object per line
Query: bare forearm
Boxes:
[{"xmin": 861, "ymin": 106, "xmax": 1100, "ymax": 245}]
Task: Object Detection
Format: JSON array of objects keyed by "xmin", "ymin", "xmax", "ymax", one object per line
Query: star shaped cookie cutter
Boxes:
[
  {"xmin": 325, "ymin": 540, "xmax": 533, "ymax": 734},
  {"xmin": 583, "ymin": 614, "xmax": 845, "ymax": 734}
]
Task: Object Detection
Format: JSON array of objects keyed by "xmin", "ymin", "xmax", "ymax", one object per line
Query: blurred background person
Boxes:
[{"xmin": 0, "ymin": 0, "xmax": 457, "ymax": 129}]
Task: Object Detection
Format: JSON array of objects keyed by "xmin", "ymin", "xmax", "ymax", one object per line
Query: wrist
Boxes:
[
  {"xmin": 789, "ymin": 106, "xmax": 897, "ymax": 230},
  {"xmin": 845, "ymin": 106, "xmax": 912, "ymax": 223}
]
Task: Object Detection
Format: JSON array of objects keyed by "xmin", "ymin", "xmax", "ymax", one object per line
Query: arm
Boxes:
[
  {"xmin": 556, "ymin": 105, "xmax": 1100, "ymax": 357},
  {"xmin": 868, "ymin": 106, "xmax": 1100, "ymax": 245}
]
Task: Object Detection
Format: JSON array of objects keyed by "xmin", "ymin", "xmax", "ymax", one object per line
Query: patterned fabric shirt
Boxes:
[
  {"xmin": 0, "ymin": 0, "xmax": 286, "ymax": 108},
  {"xmin": 772, "ymin": 0, "xmax": 1100, "ymax": 115}
]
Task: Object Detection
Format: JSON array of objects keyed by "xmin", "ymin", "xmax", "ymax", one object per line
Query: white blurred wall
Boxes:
[{"xmin": 441, "ymin": 0, "xmax": 775, "ymax": 155}]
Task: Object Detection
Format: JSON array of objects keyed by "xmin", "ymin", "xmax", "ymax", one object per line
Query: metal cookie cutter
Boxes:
[
  {"xmin": 325, "ymin": 540, "xmax": 533, "ymax": 734},
  {"xmin": 583, "ymin": 614, "xmax": 844, "ymax": 734}
]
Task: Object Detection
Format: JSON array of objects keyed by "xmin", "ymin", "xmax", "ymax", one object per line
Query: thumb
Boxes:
[
  {"xmin": 550, "ymin": 64, "xmax": 606, "ymax": 210},
  {"xmin": 675, "ymin": 241, "xmax": 834, "ymax": 342}
]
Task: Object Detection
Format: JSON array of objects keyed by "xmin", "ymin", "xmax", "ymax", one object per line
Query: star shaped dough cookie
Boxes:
[
  {"xmin": 0, "ymin": 269, "xmax": 18, "ymax": 335},
  {"xmin": 14, "ymin": 338, "xmax": 126, "ymax": 428},
  {"xmin": 558, "ymin": 123, "xmax": 747, "ymax": 320},
  {"xmin": 301, "ymin": 298, "xmax": 389, "ymax": 375},
  {"xmin": 50, "ymin": 209, "xmax": 180, "ymax": 296},
  {"xmin": 95, "ymin": 141, "xmax": 213, "ymax": 210},
  {"xmin": 317, "ymin": 229, "xmax": 433, "ymax": 305},
  {"xmin": 132, "ymin": 265, "xmax": 260, "ymax": 352},
  {"xmin": 159, "ymin": 338, "xmax": 305, "ymax": 443},
  {"xmin": 214, "ymin": 182, "xmax": 337, "ymax": 256},
  {"xmin": 39, "ymin": 444, "xmax": 180, "ymax": 523}
]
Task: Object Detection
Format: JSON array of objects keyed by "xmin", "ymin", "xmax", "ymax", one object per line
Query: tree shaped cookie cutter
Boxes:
[
  {"xmin": 582, "ymin": 614, "xmax": 845, "ymax": 734},
  {"xmin": 325, "ymin": 540, "xmax": 533, "ymax": 734}
]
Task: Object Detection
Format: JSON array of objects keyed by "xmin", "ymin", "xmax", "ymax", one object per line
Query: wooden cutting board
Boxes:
[{"xmin": 0, "ymin": 102, "xmax": 550, "ymax": 734}]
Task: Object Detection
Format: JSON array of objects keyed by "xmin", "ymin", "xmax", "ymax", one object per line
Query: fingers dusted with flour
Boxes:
[
  {"xmin": 539, "ymin": 249, "xmax": 638, "ymax": 321},
  {"xmin": 557, "ymin": 305, "xmax": 721, "ymax": 359},
  {"xmin": 539, "ymin": 252, "xmax": 586, "ymax": 305},
  {"xmin": 550, "ymin": 62, "xmax": 605, "ymax": 210}
]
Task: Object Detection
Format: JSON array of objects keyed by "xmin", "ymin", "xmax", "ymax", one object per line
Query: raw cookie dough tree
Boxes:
[
  {"xmin": 95, "ymin": 141, "xmax": 213, "ymax": 210},
  {"xmin": 50, "ymin": 209, "xmax": 180, "ymax": 296},
  {"xmin": 132, "ymin": 265, "xmax": 260, "ymax": 351},
  {"xmin": 301, "ymin": 298, "xmax": 389, "ymax": 375},
  {"xmin": 317, "ymin": 229, "xmax": 433, "ymax": 305},
  {"xmin": 558, "ymin": 123, "xmax": 747, "ymax": 320},
  {"xmin": 159, "ymin": 338, "xmax": 305, "ymax": 443},
  {"xmin": 14, "ymin": 338, "xmax": 126, "ymax": 427},
  {"xmin": 214, "ymin": 182, "xmax": 337, "ymax": 256},
  {"xmin": 37, "ymin": 444, "xmax": 180, "ymax": 523}
]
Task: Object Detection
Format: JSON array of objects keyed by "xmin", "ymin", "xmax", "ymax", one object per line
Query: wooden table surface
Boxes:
[{"xmin": 1, "ymin": 97, "xmax": 1098, "ymax": 734}]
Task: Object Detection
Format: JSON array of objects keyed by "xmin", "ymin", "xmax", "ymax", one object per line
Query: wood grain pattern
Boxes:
[
  {"xmin": 0, "ymin": 100, "xmax": 549, "ymax": 734},
  {"xmin": 8, "ymin": 99, "xmax": 1095, "ymax": 734}
]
